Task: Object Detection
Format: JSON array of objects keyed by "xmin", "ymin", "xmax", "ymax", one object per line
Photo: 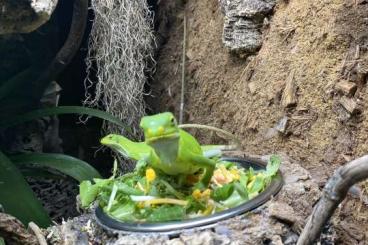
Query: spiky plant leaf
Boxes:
[
  {"xmin": 0, "ymin": 106, "xmax": 130, "ymax": 132},
  {"xmin": 0, "ymin": 151, "xmax": 51, "ymax": 227},
  {"xmin": 10, "ymin": 153, "xmax": 101, "ymax": 182}
]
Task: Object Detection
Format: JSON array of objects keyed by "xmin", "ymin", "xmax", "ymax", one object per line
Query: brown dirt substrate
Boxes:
[{"xmin": 151, "ymin": 0, "xmax": 368, "ymax": 243}]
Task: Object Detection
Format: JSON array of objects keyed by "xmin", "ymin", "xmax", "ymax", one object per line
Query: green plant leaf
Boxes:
[
  {"xmin": 234, "ymin": 182, "xmax": 248, "ymax": 200},
  {"xmin": 10, "ymin": 153, "xmax": 101, "ymax": 182},
  {"xmin": 20, "ymin": 167, "xmax": 66, "ymax": 180},
  {"xmin": 212, "ymin": 183, "xmax": 234, "ymax": 201},
  {"xmin": 239, "ymin": 173, "xmax": 249, "ymax": 187},
  {"xmin": 0, "ymin": 98, "xmax": 30, "ymax": 116},
  {"xmin": 107, "ymin": 200, "xmax": 136, "ymax": 221},
  {"xmin": 0, "ymin": 237, "xmax": 4, "ymax": 245},
  {"xmin": 0, "ymin": 67, "xmax": 36, "ymax": 100},
  {"xmin": 79, "ymin": 180, "xmax": 100, "ymax": 208},
  {"xmin": 265, "ymin": 155, "xmax": 281, "ymax": 177},
  {"xmin": 158, "ymin": 179, "xmax": 185, "ymax": 199},
  {"xmin": 115, "ymin": 182, "xmax": 144, "ymax": 195},
  {"xmin": 220, "ymin": 190, "xmax": 244, "ymax": 208},
  {"xmin": 0, "ymin": 106, "xmax": 130, "ymax": 132},
  {"xmin": 221, "ymin": 161, "xmax": 236, "ymax": 169},
  {"xmin": 247, "ymin": 175, "xmax": 265, "ymax": 199},
  {"xmin": 185, "ymin": 196, "xmax": 206, "ymax": 213},
  {"xmin": 79, "ymin": 178, "xmax": 113, "ymax": 208},
  {"xmin": 0, "ymin": 151, "xmax": 51, "ymax": 227}
]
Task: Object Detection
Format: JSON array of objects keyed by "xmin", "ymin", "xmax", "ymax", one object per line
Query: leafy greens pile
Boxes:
[{"xmin": 79, "ymin": 156, "xmax": 281, "ymax": 223}]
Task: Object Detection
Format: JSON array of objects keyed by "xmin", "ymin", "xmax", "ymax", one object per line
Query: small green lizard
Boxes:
[{"xmin": 100, "ymin": 112, "xmax": 217, "ymax": 188}]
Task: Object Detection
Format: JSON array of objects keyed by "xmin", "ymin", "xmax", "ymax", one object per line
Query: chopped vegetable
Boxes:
[
  {"xmin": 79, "ymin": 180, "xmax": 100, "ymax": 208},
  {"xmin": 79, "ymin": 155, "xmax": 281, "ymax": 222},
  {"xmin": 130, "ymin": 195, "xmax": 156, "ymax": 201},
  {"xmin": 144, "ymin": 198, "xmax": 188, "ymax": 206},
  {"xmin": 192, "ymin": 189, "xmax": 202, "ymax": 200},
  {"xmin": 145, "ymin": 168, "xmax": 156, "ymax": 193},
  {"xmin": 212, "ymin": 184, "xmax": 234, "ymax": 201},
  {"xmin": 146, "ymin": 168, "xmax": 156, "ymax": 182},
  {"xmin": 147, "ymin": 205, "xmax": 185, "ymax": 222}
]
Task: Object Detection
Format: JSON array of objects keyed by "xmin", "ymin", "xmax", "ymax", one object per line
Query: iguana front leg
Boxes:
[
  {"xmin": 190, "ymin": 154, "xmax": 216, "ymax": 188},
  {"xmin": 201, "ymin": 144, "xmax": 239, "ymax": 158}
]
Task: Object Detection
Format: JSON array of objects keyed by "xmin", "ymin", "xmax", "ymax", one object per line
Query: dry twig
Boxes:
[
  {"xmin": 28, "ymin": 222, "xmax": 47, "ymax": 245},
  {"xmin": 179, "ymin": 14, "xmax": 187, "ymax": 124},
  {"xmin": 179, "ymin": 124, "xmax": 241, "ymax": 149},
  {"xmin": 297, "ymin": 155, "xmax": 368, "ymax": 245}
]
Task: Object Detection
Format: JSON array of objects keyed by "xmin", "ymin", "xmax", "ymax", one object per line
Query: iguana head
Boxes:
[
  {"xmin": 100, "ymin": 134, "xmax": 126, "ymax": 154},
  {"xmin": 140, "ymin": 112, "xmax": 180, "ymax": 144}
]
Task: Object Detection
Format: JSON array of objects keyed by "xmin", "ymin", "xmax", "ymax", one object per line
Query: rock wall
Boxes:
[
  {"xmin": 152, "ymin": 0, "xmax": 368, "ymax": 185},
  {"xmin": 0, "ymin": 0, "xmax": 58, "ymax": 34}
]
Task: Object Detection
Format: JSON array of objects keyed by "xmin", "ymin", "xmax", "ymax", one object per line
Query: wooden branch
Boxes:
[
  {"xmin": 32, "ymin": 0, "xmax": 88, "ymax": 103},
  {"xmin": 28, "ymin": 222, "xmax": 47, "ymax": 245},
  {"xmin": 0, "ymin": 213, "xmax": 38, "ymax": 245},
  {"xmin": 297, "ymin": 155, "xmax": 368, "ymax": 245}
]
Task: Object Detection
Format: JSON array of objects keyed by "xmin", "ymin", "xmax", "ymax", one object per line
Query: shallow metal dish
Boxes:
[{"xmin": 95, "ymin": 156, "xmax": 283, "ymax": 234}]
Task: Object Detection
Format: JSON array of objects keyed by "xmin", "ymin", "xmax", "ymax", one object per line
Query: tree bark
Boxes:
[{"xmin": 32, "ymin": 0, "xmax": 88, "ymax": 103}]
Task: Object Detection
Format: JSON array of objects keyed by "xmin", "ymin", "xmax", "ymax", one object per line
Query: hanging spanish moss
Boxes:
[{"xmin": 84, "ymin": 0, "xmax": 155, "ymax": 139}]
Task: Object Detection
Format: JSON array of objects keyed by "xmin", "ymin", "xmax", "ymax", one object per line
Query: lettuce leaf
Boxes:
[
  {"xmin": 79, "ymin": 181, "xmax": 100, "ymax": 208},
  {"xmin": 107, "ymin": 200, "xmax": 135, "ymax": 221},
  {"xmin": 146, "ymin": 205, "xmax": 185, "ymax": 222},
  {"xmin": 221, "ymin": 190, "xmax": 245, "ymax": 208},
  {"xmin": 212, "ymin": 183, "xmax": 234, "ymax": 201},
  {"xmin": 265, "ymin": 155, "xmax": 281, "ymax": 177}
]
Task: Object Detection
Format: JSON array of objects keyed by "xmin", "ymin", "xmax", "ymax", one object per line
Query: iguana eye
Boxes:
[{"xmin": 170, "ymin": 117, "xmax": 176, "ymax": 124}]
